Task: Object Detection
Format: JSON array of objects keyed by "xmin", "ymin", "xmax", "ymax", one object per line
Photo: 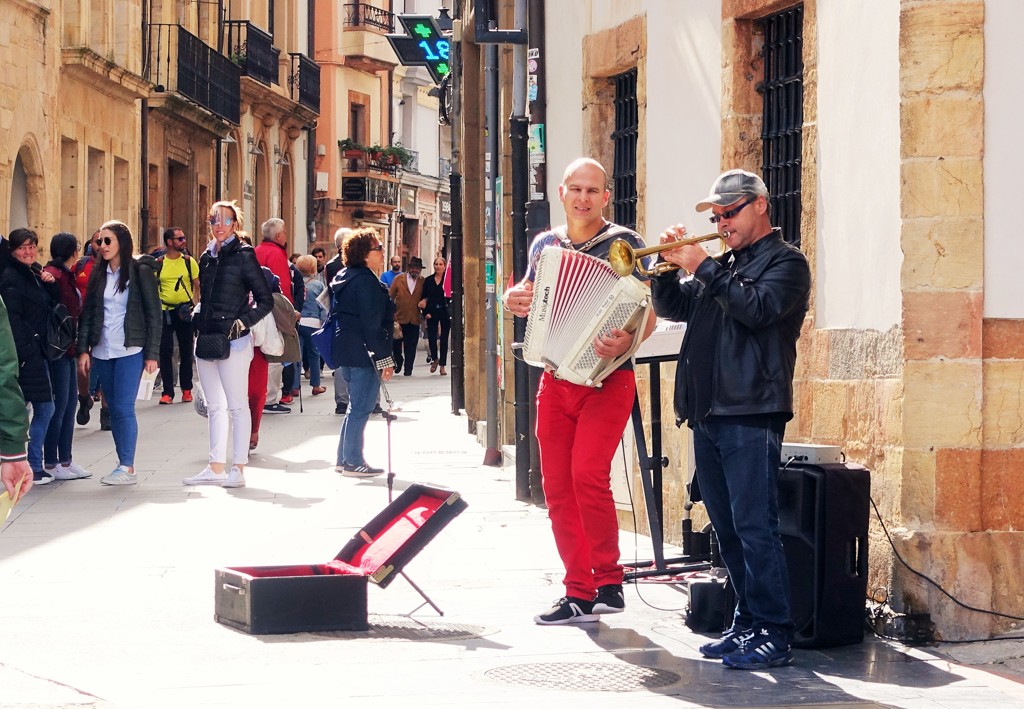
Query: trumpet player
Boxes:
[
  {"xmin": 504, "ymin": 157, "xmax": 656, "ymax": 626},
  {"xmin": 651, "ymin": 169, "xmax": 811, "ymax": 670}
]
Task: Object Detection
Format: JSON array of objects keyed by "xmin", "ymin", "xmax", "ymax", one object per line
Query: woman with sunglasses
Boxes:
[
  {"xmin": 0, "ymin": 228, "xmax": 62, "ymax": 485},
  {"xmin": 183, "ymin": 201, "xmax": 273, "ymax": 488},
  {"xmin": 77, "ymin": 220, "xmax": 162, "ymax": 485},
  {"xmin": 330, "ymin": 229, "xmax": 395, "ymax": 477}
]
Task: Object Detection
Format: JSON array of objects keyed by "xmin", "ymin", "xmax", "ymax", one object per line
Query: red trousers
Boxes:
[
  {"xmin": 248, "ymin": 347, "xmax": 269, "ymax": 436},
  {"xmin": 535, "ymin": 369, "xmax": 635, "ymax": 600}
]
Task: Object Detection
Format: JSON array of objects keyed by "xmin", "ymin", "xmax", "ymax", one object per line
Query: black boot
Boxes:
[
  {"xmin": 76, "ymin": 395, "xmax": 94, "ymax": 425},
  {"xmin": 100, "ymin": 406, "xmax": 111, "ymax": 431}
]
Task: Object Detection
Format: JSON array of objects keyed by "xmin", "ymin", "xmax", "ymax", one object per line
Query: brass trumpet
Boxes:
[{"xmin": 608, "ymin": 233, "xmax": 726, "ymax": 277}]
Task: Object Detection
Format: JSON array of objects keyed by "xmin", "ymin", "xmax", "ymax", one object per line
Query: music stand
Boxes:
[{"xmin": 624, "ymin": 327, "xmax": 713, "ymax": 582}]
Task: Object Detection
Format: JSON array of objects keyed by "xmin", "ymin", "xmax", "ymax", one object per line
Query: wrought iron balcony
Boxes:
[
  {"xmin": 288, "ymin": 53, "xmax": 320, "ymax": 114},
  {"xmin": 343, "ymin": 3, "xmax": 395, "ymax": 32},
  {"xmin": 147, "ymin": 24, "xmax": 241, "ymax": 124},
  {"xmin": 223, "ymin": 20, "xmax": 280, "ymax": 86}
]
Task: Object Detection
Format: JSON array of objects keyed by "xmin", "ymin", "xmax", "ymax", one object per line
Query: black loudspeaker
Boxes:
[{"xmin": 777, "ymin": 462, "xmax": 870, "ymax": 648}]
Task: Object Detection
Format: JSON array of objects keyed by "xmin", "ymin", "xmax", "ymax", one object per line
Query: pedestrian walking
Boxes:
[
  {"xmin": 42, "ymin": 232, "xmax": 91, "ymax": 480},
  {"xmin": 184, "ymin": 201, "xmax": 273, "ymax": 488},
  {"xmin": 330, "ymin": 229, "xmax": 395, "ymax": 477},
  {"xmin": 76, "ymin": 220, "xmax": 162, "ymax": 486}
]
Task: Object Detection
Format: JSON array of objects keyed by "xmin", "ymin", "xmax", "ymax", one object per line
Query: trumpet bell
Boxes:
[
  {"xmin": 608, "ymin": 233, "xmax": 726, "ymax": 278},
  {"xmin": 608, "ymin": 239, "xmax": 637, "ymax": 278}
]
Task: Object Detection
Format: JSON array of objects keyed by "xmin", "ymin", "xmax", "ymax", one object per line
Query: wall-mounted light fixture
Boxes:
[
  {"xmin": 247, "ymin": 135, "xmax": 263, "ymax": 156},
  {"xmin": 222, "ymin": 133, "xmax": 237, "ymax": 144},
  {"xmin": 274, "ymin": 145, "xmax": 290, "ymax": 166}
]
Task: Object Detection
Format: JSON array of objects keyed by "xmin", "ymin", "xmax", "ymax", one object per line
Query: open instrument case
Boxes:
[{"xmin": 214, "ymin": 484, "xmax": 468, "ymax": 634}]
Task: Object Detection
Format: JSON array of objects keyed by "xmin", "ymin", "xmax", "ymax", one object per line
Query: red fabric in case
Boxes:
[{"xmin": 328, "ymin": 495, "xmax": 445, "ymax": 575}]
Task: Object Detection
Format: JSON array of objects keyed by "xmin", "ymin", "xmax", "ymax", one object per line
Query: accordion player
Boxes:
[{"xmin": 521, "ymin": 246, "xmax": 653, "ymax": 387}]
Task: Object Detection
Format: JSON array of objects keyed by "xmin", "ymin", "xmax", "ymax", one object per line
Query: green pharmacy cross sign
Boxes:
[{"xmin": 386, "ymin": 15, "xmax": 451, "ymax": 84}]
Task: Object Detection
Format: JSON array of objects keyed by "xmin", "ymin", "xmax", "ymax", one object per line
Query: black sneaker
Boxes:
[
  {"xmin": 33, "ymin": 470, "xmax": 54, "ymax": 486},
  {"xmin": 593, "ymin": 584, "xmax": 625, "ymax": 614},
  {"xmin": 263, "ymin": 403, "xmax": 291, "ymax": 414},
  {"xmin": 699, "ymin": 627, "xmax": 750, "ymax": 659},
  {"xmin": 335, "ymin": 401, "xmax": 349, "ymax": 415},
  {"xmin": 721, "ymin": 628, "xmax": 792, "ymax": 670},
  {"xmin": 99, "ymin": 407, "xmax": 111, "ymax": 431},
  {"xmin": 533, "ymin": 596, "xmax": 598, "ymax": 625},
  {"xmin": 76, "ymin": 395, "xmax": 93, "ymax": 425},
  {"xmin": 337, "ymin": 463, "xmax": 384, "ymax": 478}
]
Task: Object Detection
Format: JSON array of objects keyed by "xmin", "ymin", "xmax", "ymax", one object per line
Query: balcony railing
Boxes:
[
  {"xmin": 147, "ymin": 24, "xmax": 241, "ymax": 124},
  {"xmin": 223, "ymin": 20, "xmax": 280, "ymax": 86},
  {"xmin": 439, "ymin": 157, "xmax": 452, "ymax": 180},
  {"xmin": 343, "ymin": 3, "xmax": 395, "ymax": 32},
  {"xmin": 288, "ymin": 53, "xmax": 321, "ymax": 114}
]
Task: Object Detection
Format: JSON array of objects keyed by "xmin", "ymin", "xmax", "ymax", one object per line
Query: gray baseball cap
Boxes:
[{"xmin": 695, "ymin": 169, "xmax": 769, "ymax": 212}]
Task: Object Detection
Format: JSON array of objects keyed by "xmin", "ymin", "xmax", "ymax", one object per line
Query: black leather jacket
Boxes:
[
  {"xmin": 196, "ymin": 238, "xmax": 273, "ymax": 337},
  {"xmin": 651, "ymin": 229, "xmax": 810, "ymax": 426}
]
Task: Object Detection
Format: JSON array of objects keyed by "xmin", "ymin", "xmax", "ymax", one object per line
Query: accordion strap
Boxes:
[{"xmin": 553, "ymin": 222, "xmax": 632, "ymax": 255}]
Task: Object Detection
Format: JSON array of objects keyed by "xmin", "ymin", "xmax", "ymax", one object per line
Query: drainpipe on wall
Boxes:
[
  {"xmin": 482, "ymin": 39, "xmax": 500, "ymax": 466},
  {"xmin": 449, "ymin": 1, "xmax": 465, "ymax": 415},
  {"xmin": 525, "ymin": 0, "xmax": 548, "ymax": 504},
  {"xmin": 510, "ymin": 0, "xmax": 531, "ymax": 501},
  {"xmin": 140, "ymin": 4, "xmax": 150, "ymax": 249}
]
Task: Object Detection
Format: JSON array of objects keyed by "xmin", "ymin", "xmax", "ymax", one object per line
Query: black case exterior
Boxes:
[
  {"xmin": 214, "ymin": 484, "xmax": 467, "ymax": 635},
  {"xmin": 777, "ymin": 462, "xmax": 870, "ymax": 648},
  {"xmin": 215, "ymin": 568, "xmax": 369, "ymax": 634}
]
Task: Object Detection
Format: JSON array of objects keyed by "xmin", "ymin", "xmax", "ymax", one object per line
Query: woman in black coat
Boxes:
[
  {"xmin": 417, "ymin": 256, "xmax": 451, "ymax": 375},
  {"xmin": 330, "ymin": 228, "xmax": 395, "ymax": 477},
  {"xmin": 0, "ymin": 228, "xmax": 61, "ymax": 485},
  {"xmin": 183, "ymin": 200, "xmax": 273, "ymax": 489}
]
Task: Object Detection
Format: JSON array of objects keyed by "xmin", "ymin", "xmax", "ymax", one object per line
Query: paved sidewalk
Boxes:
[{"xmin": 1, "ymin": 366, "xmax": 1023, "ymax": 708}]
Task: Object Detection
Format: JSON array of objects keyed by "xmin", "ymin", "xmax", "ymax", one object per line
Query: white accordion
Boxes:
[{"xmin": 523, "ymin": 246, "xmax": 652, "ymax": 387}]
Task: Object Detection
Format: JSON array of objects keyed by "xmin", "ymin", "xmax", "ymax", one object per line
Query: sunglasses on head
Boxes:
[{"xmin": 208, "ymin": 215, "xmax": 236, "ymax": 226}]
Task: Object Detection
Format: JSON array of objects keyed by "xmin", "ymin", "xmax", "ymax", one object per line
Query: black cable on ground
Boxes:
[{"xmin": 869, "ymin": 495, "xmax": 1024, "ymax": 643}]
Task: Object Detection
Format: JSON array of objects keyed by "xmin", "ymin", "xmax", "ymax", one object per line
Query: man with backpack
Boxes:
[{"xmin": 156, "ymin": 227, "xmax": 199, "ymax": 405}]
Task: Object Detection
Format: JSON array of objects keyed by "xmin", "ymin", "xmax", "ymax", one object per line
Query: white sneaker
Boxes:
[
  {"xmin": 53, "ymin": 462, "xmax": 93, "ymax": 480},
  {"xmin": 183, "ymin": 466, "xmax": 228, "ymax": 486},
  {"xmin": 101, "ymin": 466, "xmax": 137, "ymax": 486},
  {"xmin": 223, "ymin": 466, "xmax": 246, "ymax": 488}
]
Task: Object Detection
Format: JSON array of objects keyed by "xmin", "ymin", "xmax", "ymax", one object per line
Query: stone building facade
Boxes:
[{"xmin": 483, "ymin": 0, "xmax": 1020, "ymax": 640}]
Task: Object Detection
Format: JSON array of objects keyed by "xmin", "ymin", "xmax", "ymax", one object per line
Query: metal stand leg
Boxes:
[{"xmin": 400, "ymin": 571, "xmax": 444, "ymax": 617}]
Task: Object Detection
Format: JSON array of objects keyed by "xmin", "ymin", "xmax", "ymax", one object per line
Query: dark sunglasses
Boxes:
[
  {"xmin": 171, "ymin": 236, "xmax": 187, "ymax": 242},
  {"xmin": 709, "ymin": 198, "xmax": 755, "ymax": 224},
  {"xmin": 370, "ymin": 244, "xmax": 383, "ymax": 252},
  {"xmin": 100, "ymin": 237, "xmax": 114, "ymax": 246},
  {"xmin": 209, "ymin": 215, "xmax": 236, "ymax": 226}
]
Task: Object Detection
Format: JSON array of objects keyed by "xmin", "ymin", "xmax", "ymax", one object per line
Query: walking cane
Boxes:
[{"xmin": 368, "ymin": 349, "xmax": 398, "ymax": 502}]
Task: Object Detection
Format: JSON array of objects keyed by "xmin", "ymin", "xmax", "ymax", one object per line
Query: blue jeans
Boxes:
[
  {"xmin": 92, "ymin": 353, "xmax": 144, "ymax": 468},
  {"xmin": 336, "ymin": 366, "xmax": 379, "ymax": 467},
  {"xmin": 297, "ymin": 324, "xmax": 321, "ymax": 386},
  {"xmin": 27, "ymin": 400, "xmax": 56, "ymax": 473},
  {"xmin": 44, "ymin": 357, "xmax": 78, "ymax": 466},
  {"xmin": 692, "ymin": 419, "xmax": 793, "ymax": 636}
]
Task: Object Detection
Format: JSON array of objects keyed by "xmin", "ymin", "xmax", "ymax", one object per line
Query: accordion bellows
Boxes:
[{"xmin": 523, "ymin": 246, "xmax": 652, "ymax": 387}]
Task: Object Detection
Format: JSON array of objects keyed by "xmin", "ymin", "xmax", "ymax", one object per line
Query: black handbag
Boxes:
[
  {"xmin": 194, "ymin": 258, "xmax": 230, "ymax": 360},
  {"xmin": 195, "ymin": 332, "xmax": 230, "ymax": 360}
]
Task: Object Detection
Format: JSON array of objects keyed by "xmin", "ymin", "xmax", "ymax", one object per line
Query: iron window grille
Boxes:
[
  {"xmin": 611, "ymin": 68, "xmax": 639, "ymax": 231},
  {"xmin": 758, "ymin": 5, "xmax": 804, "ymax": 247}
]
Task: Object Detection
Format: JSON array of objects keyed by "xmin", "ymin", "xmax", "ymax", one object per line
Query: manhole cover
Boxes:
[
  {"xmin": 313, "ymin": 615, "xmax": 490, "ymax": 642},
  {"xmin": 485, "ymin": 662, "xmax": 681, "ymax": 692}
]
